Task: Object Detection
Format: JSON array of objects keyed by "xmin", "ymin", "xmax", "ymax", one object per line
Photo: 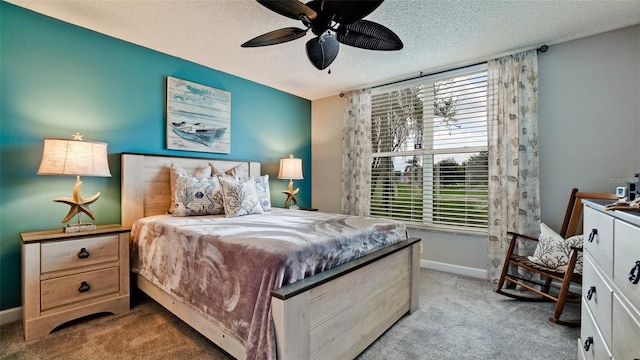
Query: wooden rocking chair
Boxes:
[{"xmin": 494, "ymin": 188, "xmax": 618, "ymax": 326}]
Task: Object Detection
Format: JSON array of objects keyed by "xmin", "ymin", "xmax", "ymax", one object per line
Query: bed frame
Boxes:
[{"xmin": 121, "ymin": 153, "xmax": 421, "ymax": 359}]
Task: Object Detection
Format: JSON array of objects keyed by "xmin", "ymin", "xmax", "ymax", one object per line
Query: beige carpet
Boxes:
[
  {"xmin": 1, "ymin": 269, "xmax": 580, "ymax": 359},
  {"xmin": 1, "ymin": 297, "xmax": 230, "ymax": 360}
]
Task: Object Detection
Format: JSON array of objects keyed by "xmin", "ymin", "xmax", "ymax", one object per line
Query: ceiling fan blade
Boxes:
[
  {"xmin": 321, "ymin": 0, "xmax": 384, "ymax": 24},
  {"xmin": 337, "ymin": 20, "xmax": 403, "ymax": 50},
  {"xmin": 241, "ymin": 27, "xmax": 307, "ymax": 47},
  {"xmin": 306, "ymin": 34, "xmax": 339, "ymax": 70},
  {"xmin": 256, "ymin": 0, "xmax": 317, "ymax": 21}
]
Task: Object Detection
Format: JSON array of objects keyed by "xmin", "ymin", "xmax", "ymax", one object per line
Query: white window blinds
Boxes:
[{"xmin": 370, "ymin": 65, "xmax": 488, "ymax": 233}]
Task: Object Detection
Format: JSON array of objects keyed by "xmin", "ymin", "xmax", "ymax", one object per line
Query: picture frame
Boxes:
[{"xmin": 166, "ymin": 76, "xmax": 231, "ymax": 154}]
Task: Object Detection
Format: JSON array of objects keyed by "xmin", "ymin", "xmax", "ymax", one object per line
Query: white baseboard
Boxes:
[
  {"xmin": 420, "ymin": 259, "xmax": 487, "ymax": 279},
  {"xmin": 0, "ymin": 306, "xmax": 22, "ymax": 326}
]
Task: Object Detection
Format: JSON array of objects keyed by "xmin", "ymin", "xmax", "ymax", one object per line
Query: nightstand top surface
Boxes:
[{"xmin": 20, "ymin": 224, "xmax": 129, "ymax": 243}]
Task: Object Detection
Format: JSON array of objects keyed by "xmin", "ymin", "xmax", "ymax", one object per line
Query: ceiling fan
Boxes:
[{"xmin": 241, "ymin": 0, "xmax": 403, "ymax": 71}]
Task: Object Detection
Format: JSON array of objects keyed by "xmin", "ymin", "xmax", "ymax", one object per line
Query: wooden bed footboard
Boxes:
[
  {"xmin": 134, "ymin": 238, "xmax": 420, "ymax": 360},
  {"xmin": 271, "ymin": 238, "xmax": 421, "ymax": 359}
]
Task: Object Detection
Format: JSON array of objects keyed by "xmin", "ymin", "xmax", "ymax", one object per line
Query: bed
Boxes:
[{"xmin": 121, "ymin": 153, "xmax": 421, "ymax": 359}]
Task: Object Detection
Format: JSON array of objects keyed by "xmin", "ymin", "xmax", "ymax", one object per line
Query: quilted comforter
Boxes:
[{"xmin": 130, "ymin": 208, "xmax": 407, "ymax": 359}]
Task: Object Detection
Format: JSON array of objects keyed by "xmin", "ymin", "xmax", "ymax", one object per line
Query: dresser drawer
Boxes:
[
  {"xmin": 576, "ymin": 338, "xmax": 587, "ymax": 360},
  {"xmin": 41, "ymin": 235, "xmax": 119, "ymax": 273},
  {"xmin": 583, "ymin": 254, "xmax": 613, "ymax": 345},
  {"xmin": 583, "ymin": 207, "xmax": 614, "ymax": 277},
  {"xmin": 612, "ymin": 294, "xmax": 640, "ymax": 360},
  {"xmin": 41, "ymin": 266, "xmax": 120, "ymax": 311},
  {"xmin": 614, "ymin": 219, "xmax": 640, "ymax": 310},
  {"xmin": 580, "ymin": 298, "xmax": 613, "ymax": 360}
]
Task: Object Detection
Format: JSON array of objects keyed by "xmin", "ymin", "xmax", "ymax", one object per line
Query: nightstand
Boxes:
[{"xmin": 20, "ymin": 224, "xmax": 130, "ymax": 341}]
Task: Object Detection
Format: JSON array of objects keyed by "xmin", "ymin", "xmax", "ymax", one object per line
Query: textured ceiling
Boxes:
[{"xmin": 7, "ymin": 0, "xmax": 640, "ymax": 100}]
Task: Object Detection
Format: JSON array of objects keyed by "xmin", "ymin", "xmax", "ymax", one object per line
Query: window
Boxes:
[{"xmin": 370, "ymin": 65, "xmax": 488, "ymax": 233}]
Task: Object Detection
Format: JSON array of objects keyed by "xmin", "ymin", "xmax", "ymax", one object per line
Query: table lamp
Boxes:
[
  {"xmin": 278, "ymin": 153, "xmax": 303, "ymax": 208},
  {"xmin": 37, "ymin": 132, "xmax": 111, "ymax": 232}
]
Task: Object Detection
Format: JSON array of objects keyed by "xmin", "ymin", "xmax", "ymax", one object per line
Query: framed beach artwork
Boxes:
[{"xmin": 166, "ymin": 76, "xmax": 231, "ymax": 154}]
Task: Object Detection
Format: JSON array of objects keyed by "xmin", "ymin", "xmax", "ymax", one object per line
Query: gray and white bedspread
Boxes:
[{"xmin": 130, "ymin": 208, "xmax": 407, "ymax": 360}]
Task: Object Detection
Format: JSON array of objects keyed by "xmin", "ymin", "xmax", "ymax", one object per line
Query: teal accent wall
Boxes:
[{"xmin": 0, "ymin": 3, "xmax": 312, "ymax": 311}]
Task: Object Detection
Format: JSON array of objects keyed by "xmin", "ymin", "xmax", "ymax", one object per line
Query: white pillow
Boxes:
[
  {"xmin": 528, "ymin": 223, "xmax": 583, "ymax": 273},
  {"xmin": 219, "ymin": 176, "xmax": 264, "ymax": 218},
  {"xmin": 173, "ymin": 173, "xmax": 225, "ymax": 217},
  {"xmin": 252, "ymin": 175, "xmax": 271, "ymax": 211},
  {"xmin": 169, "ymin": 164, "xmax": 212, "ymax": 213},
  {"xmin": 210, "ymin": 163, "xmax": 246, "ymax": 178}
]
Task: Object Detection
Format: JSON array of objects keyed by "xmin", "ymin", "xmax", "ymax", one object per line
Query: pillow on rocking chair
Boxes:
[{"xmin": 527, "ymin": 223, "xmax": 583, "ymax": 274}]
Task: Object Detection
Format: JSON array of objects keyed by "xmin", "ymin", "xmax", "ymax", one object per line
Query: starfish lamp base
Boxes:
[
  {"xmin": 54, "ymin": 176, "xmax": 101, "ymax": 233},
  {"xmin": 282, "ymin": 179, "xmax": 300, "ymax": 208}
]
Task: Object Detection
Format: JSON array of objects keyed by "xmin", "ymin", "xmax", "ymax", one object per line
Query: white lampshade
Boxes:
[
  {"xmin": 37, "ymin": 138, "xmax": 111, "ymax": 177},
  {"xmin": 278, "ymin": 155, "xmax": 303, "ymax": 180}
]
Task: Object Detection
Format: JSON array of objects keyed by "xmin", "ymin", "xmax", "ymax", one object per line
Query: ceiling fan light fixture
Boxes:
[{"xmin": 306, "ymin": 34, "xmax": 339, "ymax": 70}]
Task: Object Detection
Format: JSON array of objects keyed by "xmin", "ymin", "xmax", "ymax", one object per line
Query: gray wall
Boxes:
[
  {"xmin": 311, "ymin": 95, "xmax": 344, "ymax": 214},
  {"xmin": 538, "ymin": 24, "xmax": 640, "ymax": 231},
  {"xmin": 311, "ymin": 25, "xmax": 640, "ymax": 278}
]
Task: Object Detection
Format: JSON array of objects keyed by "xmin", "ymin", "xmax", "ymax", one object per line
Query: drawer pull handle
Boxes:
[
  {"xmin": 587, "ymin": 229, "xmax": 597, "ymax": 243},
  {"xmin": 78, "ymin": 281, "xmax": 91, "ymax": 293},
  {"xmin": 583, "ymin": 336, "xmax": 593, "ymax": 352},
  {"xmin": 77, "ymin": 248, "xmax": 90, "ymax": 259},
  {"xmin": 586, "ymin": 286, "xmax": 596, "ymax": 300},
  {"xmin": 629, "ymin": 261, "xmax": 640, "ymax": 285}
]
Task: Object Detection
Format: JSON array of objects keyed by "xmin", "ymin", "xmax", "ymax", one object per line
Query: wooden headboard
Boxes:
[{"xmin": 120, "ymin": 153, "xmax": 261, "ymax": 228}]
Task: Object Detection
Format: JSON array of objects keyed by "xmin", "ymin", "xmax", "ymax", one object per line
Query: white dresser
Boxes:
[{"xmin": 578, "ymin": 200, "xmax": 640, "ymax": 360}]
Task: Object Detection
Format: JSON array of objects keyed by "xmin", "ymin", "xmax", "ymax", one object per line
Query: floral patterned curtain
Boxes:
[
  {"xmin": 487, "ymin": 50, "xmax": 541, "ymax": 282},
  {"xmin": 341, "ymin": 89, "xmax": 372, "ymax": 216}
]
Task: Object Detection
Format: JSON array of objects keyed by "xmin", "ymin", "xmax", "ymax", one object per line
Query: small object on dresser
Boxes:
[
  {"xmin": 605, "ymin": 197, "xmax": 640, "ymax": 211},
  {"xmin": 627, "ymin": 172, "xmax": 640, "ymax": 201}
]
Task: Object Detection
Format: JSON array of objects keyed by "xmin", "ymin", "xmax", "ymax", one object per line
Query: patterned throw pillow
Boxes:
[
  {"xmin": 252, "ymin": 175, "xmax": 271, "ymax": 211},
  {"xmin": 169, "ymin": 164, "xmax": 212, "ymax": 213},
  {"xmin": 219, "ymin": 176, "xmax": 264, "ymax": 218},
  {"xmin": 173, "ymin": 174, "xmax": 225, "ymax": 216},
  {"xmin": 528, "ymin": 223, "xmax": 584, "ymax": 274},
  {"xmin": 557, "ymin": 235, "xmax": 584, "ymax": 274}
]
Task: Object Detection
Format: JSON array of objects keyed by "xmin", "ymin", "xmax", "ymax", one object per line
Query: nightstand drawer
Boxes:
[
  {"xmin": 41, "ymin": 235, "xmax": 119, "ymax": 273},
  {"xmin": 41, "ymin": 267, "xmax": 120, "ymax": 311}
]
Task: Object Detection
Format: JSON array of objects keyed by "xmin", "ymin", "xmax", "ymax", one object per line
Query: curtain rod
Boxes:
[{"xmin": 340, "ymin": 44, "xmax": 549, "ymax": 96}]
